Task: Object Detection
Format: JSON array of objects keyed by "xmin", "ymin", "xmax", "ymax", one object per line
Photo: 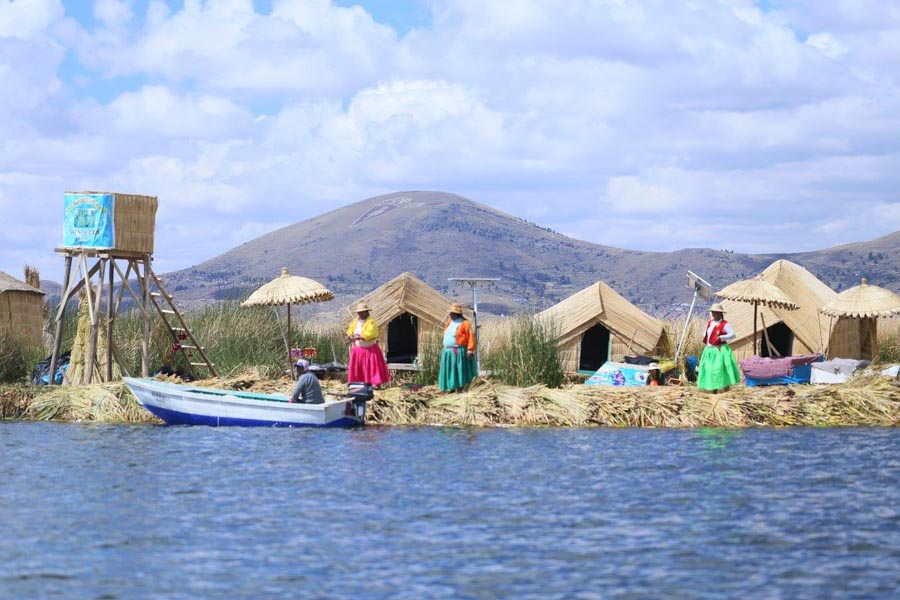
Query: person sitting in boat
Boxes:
[
  {"xmin": 346, "ymin": 302, "xmax": 391, "ymax": 387},
  {"xmin": 697, "ymin": 303, "xmax": 741, "ymax": 393},
  {"xmin": 646, "ymin": 363, "xmax": 662, "ymax": 386},
  {"xmin": 290, "ymin": 359, "xmax": 325, "ymax": 404}
]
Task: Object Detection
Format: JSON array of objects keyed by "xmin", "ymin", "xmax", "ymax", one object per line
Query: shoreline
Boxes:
[{"xmin": 1, "ymin": 374, "xmax": 898, "ymax": 428}]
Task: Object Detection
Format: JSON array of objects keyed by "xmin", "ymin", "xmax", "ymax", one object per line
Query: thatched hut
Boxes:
[
  {"xmin": 0, "ymin": 270, "xmax": 45, "ymax": 351},
  {"xmin": 820, "ymin": 278, "xmax": 900, "ymax": 361},
  {"xmin": 536, "ymin": 281, "xmax": 669, "ymax": 373},
  {"xmin": 718, "ymin": 260, "xmax": 862, "ymax": 360},
  {"xmin": 348, "ymin": 273, "xmax": 461, "ymax": 364}
]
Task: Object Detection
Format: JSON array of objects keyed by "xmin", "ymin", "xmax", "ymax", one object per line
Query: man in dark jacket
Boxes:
[{"xmin": 290, "ymin": 359, "xmax": 325, "ymax": 404}]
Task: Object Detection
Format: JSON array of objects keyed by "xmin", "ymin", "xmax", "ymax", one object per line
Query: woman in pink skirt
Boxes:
[{"xmin": 346, "ymin": 302, "xmax": 391, "ymax": 387}]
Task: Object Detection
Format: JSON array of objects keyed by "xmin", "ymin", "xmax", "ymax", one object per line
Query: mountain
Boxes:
[{"xmin": 163, "ymin": 191, "xmax": 900, "ymax": 317}]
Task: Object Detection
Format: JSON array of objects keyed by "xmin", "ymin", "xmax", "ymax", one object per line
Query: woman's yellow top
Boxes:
[{"xmin": 347, "ymin": 316, "xmax": 379, "ymax": 342}]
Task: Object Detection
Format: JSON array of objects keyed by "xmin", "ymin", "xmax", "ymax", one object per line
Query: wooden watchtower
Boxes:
[{"xmin": 48, "ymin": 192, "xmax": 217, "ymax": 384}]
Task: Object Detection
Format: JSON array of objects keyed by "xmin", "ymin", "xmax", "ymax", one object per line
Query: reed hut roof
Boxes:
[
  {"xmin": 820, "ymin": 279, "xmax": 900, "ymax": 318},
  {"xmin": 348, "ymin": 272, "xmax": 459, "ymax": 326},
  {"xmin": 536, "ymin": 281, "xmax": 665, "ymax": 353},
  {"xmin": 241, "ymin": 267, "xmax": 334, "ymax": 307},
  {"xmin": 0, "ymin": 271, "xmax": 45, "ymax": 295},
  {"xmin": 719, "ymin": 260, "xmax": 835, "ymax": 351}
]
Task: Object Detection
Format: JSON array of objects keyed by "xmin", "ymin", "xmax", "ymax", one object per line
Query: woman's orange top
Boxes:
[{"xmin": 443, "ymin": 318, "xmax": 476, "ymax": 352}]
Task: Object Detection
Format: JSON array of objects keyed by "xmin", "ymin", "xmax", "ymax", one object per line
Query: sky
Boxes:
[{"xmin": 2, "ymin": 0, "xmax": 899, "ymax": 284}]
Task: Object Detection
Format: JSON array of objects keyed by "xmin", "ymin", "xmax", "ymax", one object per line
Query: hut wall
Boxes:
[
  {"xmin": 610, "ymin": 335, "xmax": 629, "ymax": 361},
  {"xmin": 826, "ymin": 317, "xmax": 864, "ymax": 359},
  {"xmin": 559, "ymin": 339, "xmax": 580, "ymax": 373},
  {"xmin": 0, "ymin": 290, "xmax": 44, "ymax": 351}
]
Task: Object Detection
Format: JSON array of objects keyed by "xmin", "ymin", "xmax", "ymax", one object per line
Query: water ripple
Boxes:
[{"xmin": 0, "ymin": 423, "xmax": 896, "ymax": 598}]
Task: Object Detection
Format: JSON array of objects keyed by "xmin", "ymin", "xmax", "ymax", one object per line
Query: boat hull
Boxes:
[{"xmin": 124, "ymin": 377, "xmax": 366, "ymax": 427}]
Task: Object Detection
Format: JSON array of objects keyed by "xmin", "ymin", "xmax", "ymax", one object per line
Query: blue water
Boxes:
[{"xmin": 0, "ymin": 424, "xmax": 897, "ymax": 599}]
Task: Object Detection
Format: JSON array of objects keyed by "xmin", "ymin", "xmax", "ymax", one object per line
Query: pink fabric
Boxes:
[
  {"xmin": 740, "ymin": 354, "xmax": 823, "ymax": 379},
  {"xmin": 348, "ymin": 343, "xmax": 391, "ymax": 386}
]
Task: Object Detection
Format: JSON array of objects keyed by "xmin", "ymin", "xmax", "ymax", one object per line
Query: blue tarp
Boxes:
[{"xmin": 63, "ymin": 193, "xmax": 114, "ymax": 248}]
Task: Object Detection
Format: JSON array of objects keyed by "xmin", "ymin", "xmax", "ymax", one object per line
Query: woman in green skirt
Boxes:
[
  {"xmin": 438, "ymin": 303, "xmax": 478, "ymax": 392},
  {"xmin": 697, "ymin": 303, "xmax": 741, "ymax": 392}
]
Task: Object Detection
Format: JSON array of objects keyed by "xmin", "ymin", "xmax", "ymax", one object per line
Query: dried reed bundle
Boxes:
[
  {"xmin": 0, "ymin": 385, "xmax": 33, "ymax": 419},
  {"xmin": 24, "ymin": 382, "xmax": 157, "ymax": 423},
  {"xmin": 67, "ymin": 291, "xmax": 122, "ymax": 385},
  {"xmin": 367, "ymin": 376, "xmax": 899, "ymax": 428}
]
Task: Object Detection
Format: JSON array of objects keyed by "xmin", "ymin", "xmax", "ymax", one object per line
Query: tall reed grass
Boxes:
[
  {"xmin": 0, "ymin": 331, "xmax": 45, "ymax": 383},
  {"xmin": 414, "ymin": 328, "xmax": 442, "ymax": 386},
  {"xmin": 109, "ymin": 301, "xmax": 350, "ymax": 377},
  {"xmin": 481, "ymin": 313, "xmax": 563, "ymax": 388}
]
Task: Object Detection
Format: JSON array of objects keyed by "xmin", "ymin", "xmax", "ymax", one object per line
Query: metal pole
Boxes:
[
  {"xmin": 472, "ymin": 285, "xmax": 480, "ymax": 374},
  {"xmin": 674, "ymin": 289, "xmax": 699, "ymax": 366}
]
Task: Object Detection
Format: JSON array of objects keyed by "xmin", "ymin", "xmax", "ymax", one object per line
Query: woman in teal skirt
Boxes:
[
  {"xmin": 697, "ymin": 303, "xmax": 741, "ymax": 392},
  {"xmin": 438, "ymin": 303, "xmax": 478, "ymax": 392}
]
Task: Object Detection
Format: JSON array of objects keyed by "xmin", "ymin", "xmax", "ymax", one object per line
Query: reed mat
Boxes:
[
  {"xmin": 3, "ymin": 372, "xmax": 897, "ymax": 427},
  {"xmin": 365, "ymin": 375, "xmax": 900, "ymax": 428}
]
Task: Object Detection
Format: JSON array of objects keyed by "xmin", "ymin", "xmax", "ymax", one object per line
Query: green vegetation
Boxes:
[
  {"xmin": 878, "ymin": 321, "xmax": 900, "ymax": 364},
  {"xmin": 414, "ymin": 328, "xmax": 442, "ymax": 387},
  {"xmin": 482, "ymin": 313, "xmax": 564, "ymax": 388},
  {"xmin": 115, "ymin": 301, "xmax": 350, "ymax": 377},
  {"xmin": 0, "ymin": 331, "xmax": 45, "ymax": 384}
]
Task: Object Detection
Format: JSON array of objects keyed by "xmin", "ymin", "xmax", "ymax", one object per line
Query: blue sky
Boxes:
[{"xmin": 1, "ymin": 0, "xmax": 899, "ymax": 284}]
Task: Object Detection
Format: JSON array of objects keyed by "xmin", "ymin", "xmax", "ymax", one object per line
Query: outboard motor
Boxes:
[{"xmin": 345, "ymin": 382, "xmax": 373, "ymax": 423}]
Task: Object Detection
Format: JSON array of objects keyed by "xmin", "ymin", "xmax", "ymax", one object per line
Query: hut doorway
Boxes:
[
  {"xmin": 760, "ymin": 321, "xmax": 793, "ymax": 358},
  {"xmin": 387, "ymin": 312, "xmax": 418, "ymax": 363},
  {"xmin": 580, "ymin": 323, "xmax": 610, "ymax": 372}
]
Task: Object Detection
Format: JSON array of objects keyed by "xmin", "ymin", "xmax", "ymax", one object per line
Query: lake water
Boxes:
[{"xmin": 0, "ymin": 423, "xmax": 897, "ymax": 599}]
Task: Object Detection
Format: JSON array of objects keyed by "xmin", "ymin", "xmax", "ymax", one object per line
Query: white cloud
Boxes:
[
  {"xmin": 93, "ymin": 0, "xmax": 133, "ymax": 28},
  {"xmin": 0, "ymin": 0, "xmax": 63, "ymax": 40},
  {"xmin": 2, "ymin": 0, "xmax": 900, "ymax": 283}
]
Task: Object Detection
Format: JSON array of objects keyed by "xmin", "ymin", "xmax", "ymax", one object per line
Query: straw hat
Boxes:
[
  {"xmin": 354, "ymin": 302, "xmax": 370, "ymax": 313},
  {"xmin": 449, "ymin": 302, "xmax": 464, "ymax": 314},
  {"xmin": 709, "ymin": 302, "xmax": 725, "ymax": 314}
]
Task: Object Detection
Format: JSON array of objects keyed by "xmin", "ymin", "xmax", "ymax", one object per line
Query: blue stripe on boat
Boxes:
[{"xmin": 144, "ymin": 403, "xmax": 362, "ymax": 428}]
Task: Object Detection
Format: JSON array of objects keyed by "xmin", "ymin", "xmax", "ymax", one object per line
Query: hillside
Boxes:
[{"xmin": 162, "ymin": 191, "xmax": 900, "ymax": 317}]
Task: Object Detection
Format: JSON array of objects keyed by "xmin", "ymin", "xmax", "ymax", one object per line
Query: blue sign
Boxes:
[
  {"xmin": 63, "ymin": 193, "xmax": 114, "ymax": 248},
  {"xmin": 585, "ymin": 361, "xmax": 649, "ymax": 386}
]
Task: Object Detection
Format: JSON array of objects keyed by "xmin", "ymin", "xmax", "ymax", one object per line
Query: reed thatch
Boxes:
[
  {"xmin": 0, "ymin": 270, "xmax": 45, "ymax": 351},
  {"xmin": 347, "ymin": 272, "xmax": 462, "ymax": 355},
  {"xmin": 819, "ymin": 279, "xmax": 900, "ymax": 361},
  {"xmin": 716, "ymin": 275, "xmax": 800, "ymax": 356},
  {"xmin": 64, "ymin": 191, "xmax": 158, "ymax": 253},
  {"xmin": 820, "ymin": 279, "xmax": 900, "ymax": 319},
  {"xmin": 364, "ymin": 375, "xmax": 899, "ymax": 427},
  {"xmin": 535, "ymin": 281, "xmax": 668, "ymax": 372},
  {"xmin": 242, "ymin": 267, "xmax": 335, "ymax": 306},
  {"xmin": 66, "ymin": 290, "xmax": 122, "ymax": 385},
  {"xmin": 5, "ymin": 367, "xmax": 897, "ymax": 427},
  {"xmin": 718, "ymin": 260, "xmax": 849, "ymax": 360}
]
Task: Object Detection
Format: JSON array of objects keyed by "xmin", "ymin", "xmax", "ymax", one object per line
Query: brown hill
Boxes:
[{"xmin": 162, "ymin": 191, "xmax": 900, "ymax": 317}]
